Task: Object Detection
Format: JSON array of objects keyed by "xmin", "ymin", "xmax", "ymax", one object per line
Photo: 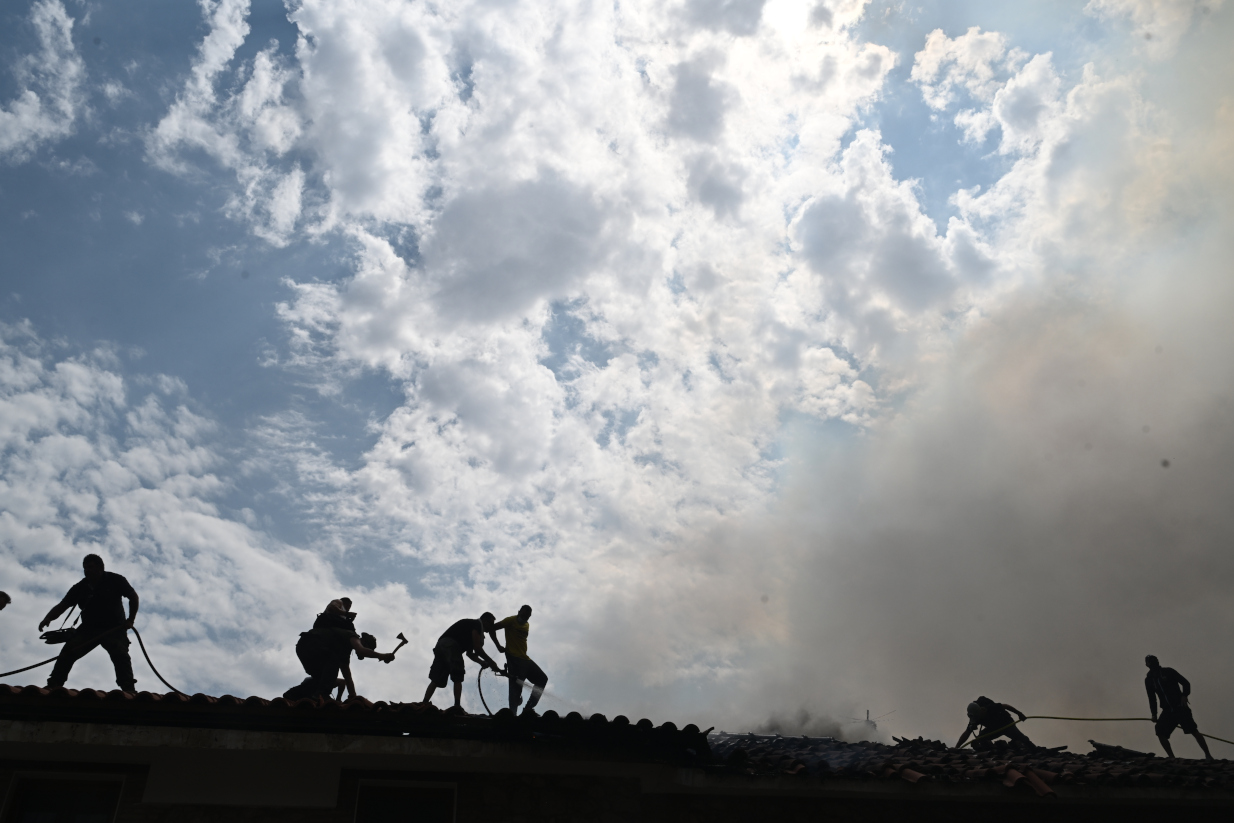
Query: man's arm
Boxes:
[
  {"xmin": 125, "ymin": 591, "xmax": 139, "ymax": 628},
  {"xmin": 956, "ymin": 722, "xmax": 977, "ymax": 749},
  {"xmin": 1146, "ymin": 678, "xmax": 1159, "ymax": 719},
  {"xmin": 487, "ymin": 619, "xmax": 508, "ymax": 655},
  {"xmin": 1175, "ymin": 669, "xmax": 1191, "ymax": 699},
  {"xmin": 998, "ymin": 703, "xmax": 1028, "ymax": 722},
  {"xmin": 348, "ymin": 637, "xmax": 394, "ymax": 663},
  {"xmin": 340, "ymin": 661, "xmax": 357, "ymax": 700},
  {"xmin": 38, "ymin": 596, "xmax": 74, "ymax": 631}
]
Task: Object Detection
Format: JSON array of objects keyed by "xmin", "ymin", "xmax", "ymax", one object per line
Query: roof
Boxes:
[
  {"xmin": 706, "ymin": 732, "xmax": 1234, "ymax": 797},
  {"xmin": 0, "ymin": 684, "xmax": 709, "ymax": 765}
]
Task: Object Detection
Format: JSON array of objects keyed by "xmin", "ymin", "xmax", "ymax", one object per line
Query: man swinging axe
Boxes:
[
  {"xmin": 284, "ymin": 599, "xmax": 394, "ymax": 701},
  {"xmin": 38, "ymin": 554, "xmax": 139, "ymax": 692}
]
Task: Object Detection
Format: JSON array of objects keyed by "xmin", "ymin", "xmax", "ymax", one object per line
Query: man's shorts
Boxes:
[
  {"xmin": 429, "ymin": 638, "xmax": 466, "ymax": 688},
  {"xmin": 1156, "ymin": 705, "xmax": 1199, "ymax": 736}
]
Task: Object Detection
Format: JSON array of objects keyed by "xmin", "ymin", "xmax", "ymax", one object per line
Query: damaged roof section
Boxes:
[{"xmin": 707, "ymin": 733, "xmax": 1234, "ymax": 797}]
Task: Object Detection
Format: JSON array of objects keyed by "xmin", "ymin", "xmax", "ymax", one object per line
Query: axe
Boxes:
[{"xmin": 384, "ymin": 632, "xmax": 408, "ymax": 663}]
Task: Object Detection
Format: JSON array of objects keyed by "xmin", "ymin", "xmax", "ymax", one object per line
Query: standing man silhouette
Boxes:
[
  {"xmin": 1145, "ymin": 655, "xmax": 1214, "ymax": 760},
  {"xmin": 490, "ymin": 605, "xmax": 549, "ymax": 717},
  {"xmin": 39, "ymin": 554, "xmax": 139, "ymax": 692}
]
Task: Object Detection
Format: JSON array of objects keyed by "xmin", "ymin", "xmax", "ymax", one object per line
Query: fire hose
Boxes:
[
  {"xmin": 0, "ymin": 625, "xmax": 185, "ymax": 696},
  {"xmin": 477, "ymin": 665, "xmax": 509, "ymax": 716},
  {"xmin": 964, "ymin": 715, "xmax": 1234, "ymax": 748}
]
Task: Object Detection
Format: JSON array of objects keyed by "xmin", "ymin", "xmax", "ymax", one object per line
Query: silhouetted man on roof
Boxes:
[
  {"xmin": 955, "ymin": 696, "xmax": 1033, "ymax": 748},
  {"xmin": 489, "ymin": 604, "xmax": 548, "ymax": 717},
  {"xmin": 1145, "ymin": 655, "xmax": 1213, "ymax": 760},
  {"xmin": 39, "ymin": 554, "xmax": 139, "ymax": 692},
  {"xmin": 422, "ymin": 613, "xmax": 501, "ymax": 712},
  {"xmin": 284, "ymin": 599, "xmax": 393, "ymax": 701}
]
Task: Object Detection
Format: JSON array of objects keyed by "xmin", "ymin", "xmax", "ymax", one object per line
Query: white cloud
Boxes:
[{"xmin": 0, "ymin": 0, "xmax": 86, "ymax": 163}]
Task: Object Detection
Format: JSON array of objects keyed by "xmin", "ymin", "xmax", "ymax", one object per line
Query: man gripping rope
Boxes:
[
  {"xmin": 39, "ymin": 554, "xmax": 139, "ymax": 692},
  {"xmin": 1145, "ymin": 655, "xmax": 1214, "ymax": 760},
  {"xmin": 956, "ymin": 696, "xmax": 1034, "ymax": 748},
  {"xmin": 489, "ymin": 605, "xmax": 548, "ymax": 717}
]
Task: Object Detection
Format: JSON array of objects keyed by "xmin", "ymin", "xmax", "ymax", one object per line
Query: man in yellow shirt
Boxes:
[{"xmin": 489, "ymin": 605, "xmax": 548, "ymax": 716}]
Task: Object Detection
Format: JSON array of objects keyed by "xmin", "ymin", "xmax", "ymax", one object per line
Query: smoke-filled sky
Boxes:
[{"xmin": 2, "ymin": 0, "xmax": 1232, "ymax": 755}]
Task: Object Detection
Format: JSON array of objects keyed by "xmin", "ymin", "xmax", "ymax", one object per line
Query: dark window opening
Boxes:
[
  {"xmin": 354, "ymin": 784, "xmax": 454, "ymax": 823},
  {"xmin": 3, "ymin": 778, "xmax": 122, "ymax": 823}
]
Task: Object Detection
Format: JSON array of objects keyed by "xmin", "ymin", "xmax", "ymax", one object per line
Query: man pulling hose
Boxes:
[{"xmin": 39, "ymin": 554, "xmax": 138, "ymax": 692}]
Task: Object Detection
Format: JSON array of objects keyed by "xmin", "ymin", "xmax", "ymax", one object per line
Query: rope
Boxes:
[
  {"xmin": 0, "ymin": 625, "xmax": 184, "ymax": 696},
  {"xmin": 963, "ymin": 715, "xmax": 1234, "ymax": 748}
]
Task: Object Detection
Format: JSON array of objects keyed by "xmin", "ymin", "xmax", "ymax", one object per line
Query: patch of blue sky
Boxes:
[{"xmin": 854, "ymin": 0, "xmax": 1114, "ymax": 231}]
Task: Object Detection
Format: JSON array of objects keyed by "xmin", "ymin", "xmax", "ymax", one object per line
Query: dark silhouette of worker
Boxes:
[
  {"xmin": 39, "ymin": 555, "xmax": 139, "ymax": 691},
  {"xmin": 284, "ymin": 599, "xmax": 392, "ymax": 701},
  {"xmin": 955, "ymin": 696, "xmax": 1033, "ymax": 748},
  {"xmin": 1145, "ymin": 655, "xmax": 1214, "ymax": 760},
  {"xmin": 489, "ymin": 605, "xmax": 548, "ymax": 717},
  {"xmin": 422, "ymin": 612, "xmax": 501, "ymax": 711}
]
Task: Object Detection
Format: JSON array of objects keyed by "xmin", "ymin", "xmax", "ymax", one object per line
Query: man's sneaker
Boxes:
[
  {"xmin": 443, "ymin": 704, "xmax": 469, "ymax": 717},
  {"xmin": 520, "ymin": 707, "xmax": 540, "ymax": 719}
]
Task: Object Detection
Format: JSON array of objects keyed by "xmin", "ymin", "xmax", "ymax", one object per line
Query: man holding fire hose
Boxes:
[{"xmin": 39, "ymin": 554, "xmax": 139, "ymax": 692}]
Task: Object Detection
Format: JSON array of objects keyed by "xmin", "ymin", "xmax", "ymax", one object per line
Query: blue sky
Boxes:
[{"xmin": 2, "ymin": 0, "xmax": 1233, "ymax": 753}]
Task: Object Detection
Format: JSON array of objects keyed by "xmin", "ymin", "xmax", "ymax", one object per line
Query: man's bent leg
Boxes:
[
  {"xmin": 46, "ymin": 636, "xmax": 101, "ymax": 689},
  {"xmin": 452, "ymin": 680, "xmax": 463, "ymax": 708},
  {"xmin": 1003, "ymin": 725, "xmax": 1034, "ymax": 748},
  {"xmin": 101, "ymin": 633, "xmax": 136, "ymax": 692},
  {"xmin": 521, "ymin": 659, "xmax": 548, "ymax": 714},
  {"xmin": 1158, "ymin": 733, "xmax": 1176, "ymax": 757},
  {"xmin": 1190, "ymin": 731, "xmax": 1214, "ymax": 760}
]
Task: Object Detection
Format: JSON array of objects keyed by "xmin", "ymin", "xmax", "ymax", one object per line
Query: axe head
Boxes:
[{"xmin": 396, "ymin": 632, "xmax": 408, "ymax": 643}]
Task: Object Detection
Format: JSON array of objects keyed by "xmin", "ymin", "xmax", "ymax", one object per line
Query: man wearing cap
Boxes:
[
  {"xmin": 955, "ymin": 696, "xmax": 1033, "ymax": 748},
  {"xmin": 284, "ymin": 599, "xmax": 393, "ymax": 701},
  {"xmin": 489, "ymin": 604, "xmax": 549, "ymax": 717},
  {"xmin": 422, "ymin": 612, "xmax": 502, "ymax": 711},
  {"xmin": 1145, "ymin": 655, "xmax": 1214, "ymax": 760}
]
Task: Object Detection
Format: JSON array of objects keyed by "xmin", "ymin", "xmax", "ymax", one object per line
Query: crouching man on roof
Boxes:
[
  {"xmin": 1145, "ymin": 655, "xmax": 1213, "ymax": 760},
  {"xmin": 422, "ymin": 612, "xmax": 502, "ymax": 712},
  {"xmin": 39, "ymin": 554, "xmax": 139, "ymax": 692},
  {"xmin": 284, "ymin": 599, "xmax": 393, "ymax": 701},
  {"xmin": 956, "ymin": 696, "xmax": 1034, "ymax": 748},
  {"xmin": 489, "ymin": 605, "xmax": 548, "ymax": 717}
]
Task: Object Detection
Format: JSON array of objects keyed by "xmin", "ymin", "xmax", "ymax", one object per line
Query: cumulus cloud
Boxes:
[{"xmin": 0, "ymin": 0, "xmax": 85, "ymax": 163}]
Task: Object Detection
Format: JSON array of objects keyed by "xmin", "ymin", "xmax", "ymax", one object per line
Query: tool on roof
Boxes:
[{"xmin": 384, "ymin": 632, "xmax": 408, "ymax": 664}]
